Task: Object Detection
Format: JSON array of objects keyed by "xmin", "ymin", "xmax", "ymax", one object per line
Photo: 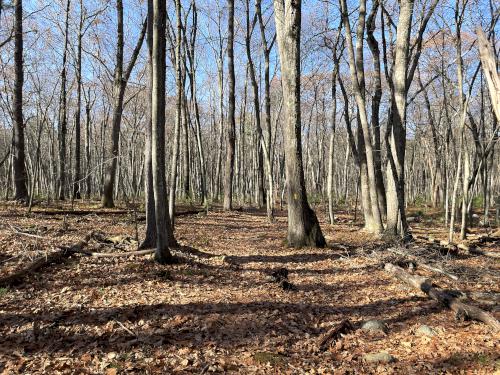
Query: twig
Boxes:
[{"xmin": 112, "ymin": 317, "xmax": 137, "ymax": 337}]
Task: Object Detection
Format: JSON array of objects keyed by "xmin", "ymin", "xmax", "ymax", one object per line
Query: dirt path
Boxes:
[{"xmin": 0, "ymin": 205, "xmax": 498, "ymax": 373}]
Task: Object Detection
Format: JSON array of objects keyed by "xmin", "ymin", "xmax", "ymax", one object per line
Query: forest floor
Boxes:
[{"xmin": 0, "ymin": 201, "xmax": 498, "ymax": 374}]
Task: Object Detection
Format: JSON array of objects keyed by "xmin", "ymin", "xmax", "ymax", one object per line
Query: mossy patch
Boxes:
[{"xmin": 253, "ymin": 352, "xmax": 286, "ymax": 366}]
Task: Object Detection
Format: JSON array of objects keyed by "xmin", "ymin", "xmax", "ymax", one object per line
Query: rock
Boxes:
[
  {"xmin": 361, "ymin": 320, "xmax": 388, "ymax": 333},
  {"xmin": 363, "ymin": 351, "xmax": 395, "ymax": 364},
  {"xmin": 415, "ymin": 325, "xmax": 436, "ymax": 337}
]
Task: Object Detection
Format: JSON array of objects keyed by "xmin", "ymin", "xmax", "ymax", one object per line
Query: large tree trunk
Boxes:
[
  {"xmin": 274, "ymin": 0, "xmax": 325, "ymax": 248},
  {"xmin": 151, "ymin": 0, "xmax": 174, "ymax": 263},
  {"xmin": 385, "ymin": 0, "xmax": 414, "ymax": 238},
  {"xmin": 12, "ymin": 0, "xmax": 28, "ymax": 202},
  {"xmin": 223, "ymin": 0, "xmax": 236, "ymax": 211}
]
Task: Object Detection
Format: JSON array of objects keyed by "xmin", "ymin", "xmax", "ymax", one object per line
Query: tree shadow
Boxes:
[{"xmin": 0, "ymin": 295, "xmax": 436, "ymax": 358}]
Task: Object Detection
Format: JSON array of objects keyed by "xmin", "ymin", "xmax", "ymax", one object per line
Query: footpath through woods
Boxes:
[{"xmin": 0, "ymin": 202, "xmax": 498, "ymax": 373}]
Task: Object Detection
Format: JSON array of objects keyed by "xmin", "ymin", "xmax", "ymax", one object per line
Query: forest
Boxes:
[{"xmin": 0, "ymin": 0, "xmax": 499, "ymax": 372}]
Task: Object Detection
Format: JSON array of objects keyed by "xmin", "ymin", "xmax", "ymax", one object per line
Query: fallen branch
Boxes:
[
  {"xmin": 384, "ymin": 263, "xmax": 500, "ymax": 332},
  {"xmin": 386, "ymin": 247, "xmax": 459, "ymax": 281},
  {"xmin": 64, "ymin": 248, "xmax": 155, "ymax": 258},
  {"xmin": 31, "ymin": 209, "xmax": 130, "ymax": 216},
  {"xmin": 0, "ymin": 232, "xmax": 94, "ymax": 287},
  {"xmin": 31, "ymin": 208, "xmax": 204, "ymax": 218},
  {"xmin": 8, "ymin": 224, "xmax": 46, "ymax": 240},
  {"xmin": 317, "ymin": 319, "xmax": 354, "ymax": 351}
]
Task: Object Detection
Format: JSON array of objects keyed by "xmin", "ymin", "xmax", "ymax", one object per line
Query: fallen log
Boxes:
[
  {"xmin": 386, "ymin": 248, "xmax": 459, "ymax": 281},
  {"xmin": 457, "ymin": 243, "xmax": 500, "ymax": 258},
  {"xmin": 415, "ymin": 235, "xmax": 458, "ymax": 255},
  {"xmin": 31, "ymin": 209, "xmax": 130, "ymax": 216},
  {"xmin": 31, "ymin": 208, "xmax": 204, "ymax": 218},
  {"xmin": 384, "ymin": 263, "xmax": 500, "ymax": 332},
  {"xmin": 0, "ymin": 232, "xmax": 94, "ymax": 287},
  {"xmin": 317, "ymin": 319, "xmax": 354, "ymax": 351}
]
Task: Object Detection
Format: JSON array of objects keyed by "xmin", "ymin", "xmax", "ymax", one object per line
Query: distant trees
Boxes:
[{"xmin": 1, "ymin": 0, "xmax": 499, "ymax": 248}]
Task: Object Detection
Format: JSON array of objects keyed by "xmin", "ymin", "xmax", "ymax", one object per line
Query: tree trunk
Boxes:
[
  {"xmin": 12, "ymin": 0, "xmax": 28, "ymax": 202},
  {"xmin": 141, "ymin": 0, "xmax": 157, "ymax": 250},
  {"xmin": 182, "ymin": 0, "xmax": 206, "ymax": 205},
  {"xmin": 385, "ymin": 0, "xmax": 414, "ymax": 238},
  {"xmin": 256, "ymin": 0, "xmax": 275, "ymax": 221},
  {"xmin": 274, "ymin": 0, "xmax": 325, "ymax": 248},
  {"xmin": 101, "ymin": 7, "xmax": 146, "ymax": 208},
  {"xmin": 73, "ymin": 3, "xmax": 83, "ymax": 199},
  {"xmin": 223, "ymin": 0, "xmax": 236, "ymax": 211},
  {"xmin": 168, "ymin": 0, "xmax": 183, "ymax": 227},
  {"xmin": 340, "ymin": 0, "xmax": 383, "ymax": 234},
  {"xmin": 84, "ymin": 88, "xmax": 93, "ymax": 199},
  {"xmin": 366, "ymin": 0, "xmax": 386, "ymax": 218},
  {"xmin": 58, "ymin": 0, "xmax": 71, "ymax": 201},
  {"xmin": 151, "ymin": 0, "xmax": 174, "ymax": 263},
  {"xmin": 327, "ymin": 67, "xmax": 338, "ymax": 225}
]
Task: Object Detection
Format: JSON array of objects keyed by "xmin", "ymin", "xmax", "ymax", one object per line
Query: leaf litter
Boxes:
[{"xmin": 0, "ymin": 203, "xmax": 498, "ymax": 374}]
